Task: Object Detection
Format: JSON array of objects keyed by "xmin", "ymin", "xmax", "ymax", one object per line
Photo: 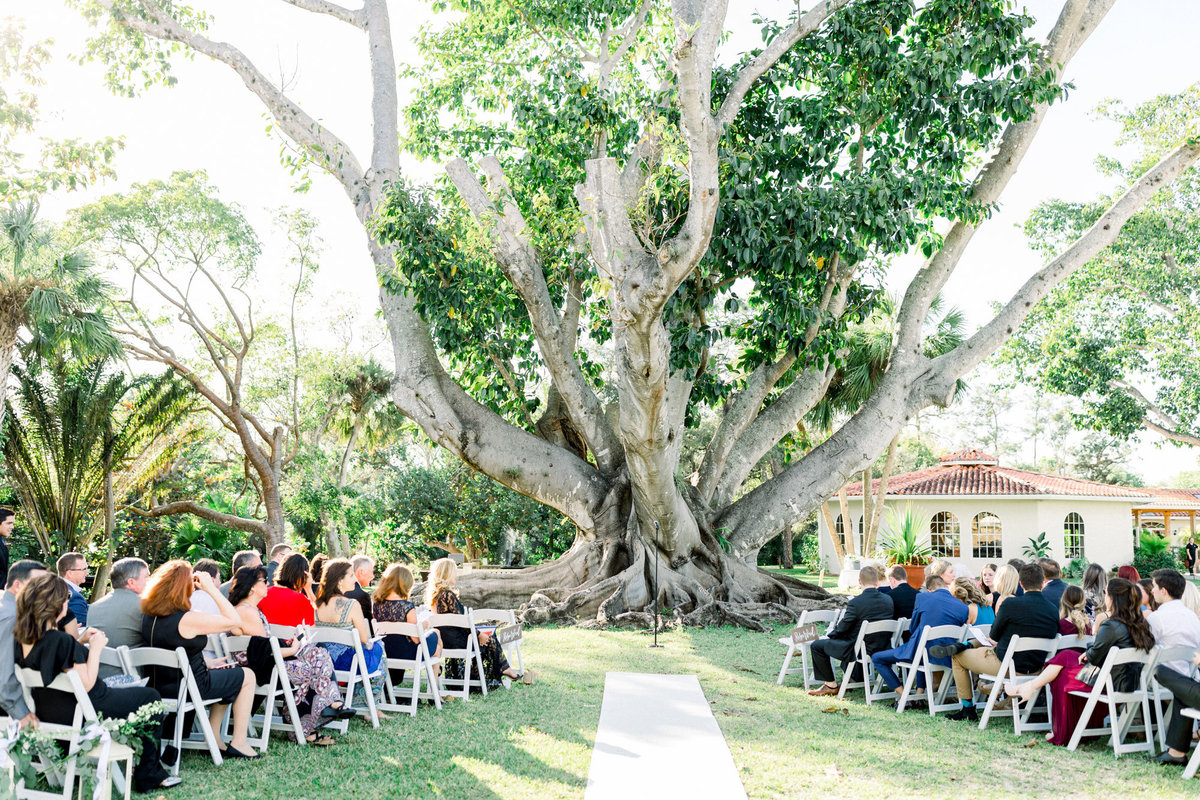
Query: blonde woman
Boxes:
[
  {"xmin": 951, "ymin": 577, "xmax": 994, "ymax": 626},
  {"xmin": 374, "ymin": 564, "xmax": 443, "ymax": 676},
  {"xmin": 926, "ymin": 559, "xmax": 956, "ymax": 584},
  {"xmin": 1182, "ymin": 581, "xmax": 1200, "ymax": 618},
  {"xmin": 990, "ymin": 564, "xmax": 1020, "ymax": 612},
  {"xmin": 425, "ymin": 558, "xmax": 523, "ymax": 686}
]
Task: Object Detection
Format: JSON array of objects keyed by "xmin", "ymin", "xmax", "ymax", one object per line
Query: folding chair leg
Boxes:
[
  {"xmin": 1067, "ymin": 692, "xmax": 1101, "ymax": 751},
  {"xmin": 777, "ymin": 647, "xmax": 795, "ymax": 685},
  {"xmin": 896, "ymin": 661, "xmax": 919, "ymax": 713},
  {"xmin": 1185, "ymin": 742, "xmax": 1200, "ymax": 779}
]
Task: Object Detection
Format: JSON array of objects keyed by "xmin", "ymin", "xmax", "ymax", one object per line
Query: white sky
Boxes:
[{"xmin": 4, "ymin": 0, "xmax": 1199, "ymax": 482}]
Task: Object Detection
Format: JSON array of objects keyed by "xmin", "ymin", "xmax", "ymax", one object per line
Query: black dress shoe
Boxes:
[
  {"xmin": 1156, "ymin": 751, "xmax": 1188, "ymax": 766},
  {"xmin": 947, "ymin": 705, "xmax": 979, "ymax": 722},
  {"xmin": 929, "ymin": 642, "xmax": 969, "ymax": 659}
]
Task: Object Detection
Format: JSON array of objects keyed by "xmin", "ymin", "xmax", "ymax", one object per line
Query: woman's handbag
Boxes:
[{"xmin": 1076, "ymin": 662, "xmax": 1101, "ymax": 687}]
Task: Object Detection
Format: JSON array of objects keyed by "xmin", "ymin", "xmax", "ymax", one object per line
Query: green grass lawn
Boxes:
[
  {"xmin": 760, "ymin": 566, "xmax": 844, "ymax": 590},
  {"xmin": 160, "ymin": 625, "xmax": 1196, "ymax": 800}
]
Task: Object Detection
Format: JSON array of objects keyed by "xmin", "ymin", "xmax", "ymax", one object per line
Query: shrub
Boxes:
[
  {"xmin": 1064, "ymin": 557, "xmax": 1087, "ymax": 579},
  {"xmin": 1132, "ymin": 546, "xmax": 1180, "ymax": 577}
]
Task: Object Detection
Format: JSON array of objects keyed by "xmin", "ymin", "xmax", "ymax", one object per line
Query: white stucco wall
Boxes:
[{"xmin": 817, "ymin": 496, "xmax": 1137, "ymax": 573}]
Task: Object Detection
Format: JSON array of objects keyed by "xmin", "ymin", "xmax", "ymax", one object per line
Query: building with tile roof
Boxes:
[{"xmin": 817, "ymin": 448, "xmax": 1194, "ymax": 573}]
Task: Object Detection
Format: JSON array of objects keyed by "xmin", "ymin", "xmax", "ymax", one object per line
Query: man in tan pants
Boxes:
[{"xmin": 932, "ymin": 563, "xmax": 1059, "ymax": 723}]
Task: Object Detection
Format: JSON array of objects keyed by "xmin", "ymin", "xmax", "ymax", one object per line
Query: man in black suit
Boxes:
[
  {"xmin": 937, "ymin": 562, "xmax": 1059, "ymax": 722},
  {"xmin": 880, "ymin": 565, "xmax": 917, "ymax": 621},
  {"xmin": 1038, "ymin": 558, "xmax": 1067, "ymax": 610},
  {"xmin": 807, "ymin": 566, "xmax": 894, "ymax": 697},
  {"xmin": 344, "ymin": 554, "xmax": 376, "ymax": 620}
]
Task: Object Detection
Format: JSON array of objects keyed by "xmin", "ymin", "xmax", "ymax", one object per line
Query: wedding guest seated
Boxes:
[
  {"xmin": 1039, "ymin": 558, "xmax": 1068, "ymax": 610},
  {"xmin": 190, "ymin": 560, "xmax": 222, "ymax": 615},
  {"xmin": 980, "ymin": 563, "xmax": 999, "ymax": 606},
  {"xmin": 141, "ymin": 560, "xmax": 260, "ymax": 760},
  {"xmin": 870, "ymin": 574, "xmax": 967, "ymax": 700},
  {"xmin": 16, "ymin": 574, "xmax": 179, "ymax": 791},
  {"xmin": 1117, "ymin": 565, "xmax": 1141, "ymax": 582},
  {"xmin": 0, "ymin": 559, "xmax": 47, "ymax": 725},
  {"xmin": 56, "ymin": 552, "xmax": 90, "ymax": 627},
  {"xmin": 1057, "ymin": 585, "xmax": 1091, "ymax": 638},
  {"xmin": 88, "ymin": 557, "xmax": 150, "ymax": 678},
  {"xmin": 950, "ymin": 577, "xmax": 994, "ymax": 626},
  {"xmin": 1148, "ymin": 568, "xmax": 1200, "ymax": 673},
  {"xmin": 265, "ymin": 543, "xmax": 294, "ymax": 586},
  {"xmin": 1183, "ymin": 582, "xmax": 1200, "ymax": 617},
  {"xmin": 807, "ymin": 566, "xmax": 893, "ymax": 697},
  {"xmin": 374, "ymin": 564, "xmax": 443, "ymax": 684},
  {"xmin": 1006, "ymin": 578, "xmax": 1154, "ymax": 745},
  {"xmin": 991, "ymin": 564, "xmax": 1020, "ymax": 612},
  {"xmin": 926, "ymin": 559, "xmax": 956, "ymax": 585},
  {"xmin": 309, "ymin": 554, "xmax": 328, "ymax": 598},
  {"xmin": 1082, "ymin": 563, "xmax": 1108, "ymax": 624},
  {"xmin": 314, "ymin": 558, "xmax": 388, "ymax": 710},
  {"xmin": 1153, "ymin": 650, "xmax": 1200, "ymax": 765},
  {"xmin": 258, "ymin": 553, "xmax": 316, "ymax": 627},
  {"xmin": 220, "ymin": 550, "xmax": 261, "ymax": 599},
  {"xmin": 426, "ymin": 558, "xmax": 523, "ymax": 688},
  {"xmin": 1138, "ymin": 578, "xmax": 1157, "ymax": 616},
  {"xmin": 228, "ymin": 566, "xmax": 354, "ymax": 746},
  {"xmin": 940, "ymin": 562, "xmax": 1058, "ymax": 722},
  {"xmin": 345, "ymin": 555, "xmax": 375, "ymax": 621},
  {"xmin": 881, "ymin": 566, "xmax": 917, "ymax": 622}
]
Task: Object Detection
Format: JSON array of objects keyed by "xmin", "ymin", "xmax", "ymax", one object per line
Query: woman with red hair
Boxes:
[{"xmin": 141, "ymin": 559, "xmax": 260, "ymax": 760}]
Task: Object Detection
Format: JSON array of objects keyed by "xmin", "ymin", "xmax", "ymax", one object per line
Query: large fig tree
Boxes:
[{"xmin": 73, "ymin": 0, "xmax": 1200, "ymax": 628}]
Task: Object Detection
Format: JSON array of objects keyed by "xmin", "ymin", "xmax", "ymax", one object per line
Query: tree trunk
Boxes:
[
  {"xmin": 837, "ymin": 486, "xmax": 853, "ymax": 558},
  {"xmin": 448, "ymin": 473, "xmax": 836, "ymax": 632},
  {"xmin": 0, "ymin": 323, "xmax": 17, "ymax": 432},
  {"xmin": 781, "ymin": 525, "xmax": 794, "ymax": 569},
  {"xmin": 92, "ymin": 464, "xmax": 116, "ymax": 601},
  {"xmin": 333, "ymin": 418, "xmax": 362, "ymax": 556},
  {"xmin": 863, "ymin": 434, "xmax": 899, "ymax": 555},
  {"xmin": 820, "ymin": 502, "xmax": 846, "ymax": 567}
]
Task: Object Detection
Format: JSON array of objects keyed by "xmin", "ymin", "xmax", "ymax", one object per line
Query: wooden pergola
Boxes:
[{"xmin": 1134, "ymin": 507, "xmax": 1198, "ymax": 537}]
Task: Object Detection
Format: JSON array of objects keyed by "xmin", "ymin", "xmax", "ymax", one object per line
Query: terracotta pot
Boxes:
[{"xmin": 903, "ymin": 564, "xmax": 926, "ymax": 589}]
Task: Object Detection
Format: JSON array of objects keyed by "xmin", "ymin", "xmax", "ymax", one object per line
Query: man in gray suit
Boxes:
[
  {"xmin": 0, "ymin": 559, "xmax": 48, "ymax": 726},
  {"xmin": 219, "ymin": 549, "xmax": 262, "ymax": 599},
  {"xmin": 88, "ymin": 557, "xmax": 149, "ymax": 678}
]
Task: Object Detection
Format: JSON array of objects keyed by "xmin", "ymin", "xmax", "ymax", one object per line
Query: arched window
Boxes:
[
  {"xmin": 857, "ymin": 515, "xmax": 865, "ymax": 556},
  {"xmin": 930, "ymin": 512, "xmax": 960, "ymax": 558},
  {"xmin": 1064, "ymin": 513, "xmax": 1085, "ymax": 560},
  {"xmin": 972, "ymin": 512, "xmax": 1003, "ymax": 559},
  {"xmin": 833, "ymin": 513, "xmax": 863, "ymax": 555}
]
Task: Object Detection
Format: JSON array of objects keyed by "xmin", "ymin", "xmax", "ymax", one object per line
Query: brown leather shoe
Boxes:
[{"xmin": 808, "ymin": 684, "xmax": 839, "ymax": 697}]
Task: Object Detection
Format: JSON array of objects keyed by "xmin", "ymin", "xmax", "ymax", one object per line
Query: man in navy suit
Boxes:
[
  {"xmin": 1038, "ymin": 558, "xmax": 1068, "ymax": 610},
  {"xmin": 871, "ymin": 573, "xmax": 968, "ymax": 696},
  {"xmin": 880, "ymin": 565, "xmax": 918, "ymax": 621},
  {"xmin": 807, "ymin": 566, "xmax": 894, "ymax": 696},
  {"xmin": 56, "ymin": 552, "xmax": 90, "ymax": 627}
]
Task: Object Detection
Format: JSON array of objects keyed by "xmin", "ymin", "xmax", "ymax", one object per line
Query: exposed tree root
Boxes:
[{"xmin": 452, "ymin": 534, "xmax": 843, "ymax": 632}]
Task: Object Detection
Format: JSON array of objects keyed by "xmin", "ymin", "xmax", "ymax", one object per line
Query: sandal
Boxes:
[
  {"xmin": 520, "ymin": 670, "xmax": 536, "ymax": 686},
  {"xmin": 305, "ymin": 734, "xmax": 336, "ymax": 747},
  {"xmin": 221, "ymin": 746, "xmax": 261, "ymax": 760}
]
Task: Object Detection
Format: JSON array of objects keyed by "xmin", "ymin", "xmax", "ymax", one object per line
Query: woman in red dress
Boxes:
[{"xmin": 1006, "ymin": 578, "xmax": 1154, "ymax": 745}]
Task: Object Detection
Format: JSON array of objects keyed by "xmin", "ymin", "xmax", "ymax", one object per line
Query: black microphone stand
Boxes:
[{"xmin": 648, "ymin": 520, "xmax": 663, "ymax": 648}]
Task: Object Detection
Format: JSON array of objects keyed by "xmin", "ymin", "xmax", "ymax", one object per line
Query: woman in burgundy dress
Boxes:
[{"xmin": 1006, "ymin": 578, "xmax": 1153, "ymax": 745}]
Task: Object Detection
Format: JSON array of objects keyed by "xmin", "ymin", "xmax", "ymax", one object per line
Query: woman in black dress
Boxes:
[
  {"xmin": 424, "ymin": 558, "xmax": 522, "ymax": 687},
  {"xmin": 140, "ymin": 560, "xmax": 259, "ymax": 760},
  {"xmin": 14, "ymin": 574, "xmax": 179, "ymax": 793}
]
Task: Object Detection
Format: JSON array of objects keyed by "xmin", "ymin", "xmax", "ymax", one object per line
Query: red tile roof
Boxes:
[
  {"xmin": 845, "ymin": 461, "xmax": 1152, "ymax": 499},
  {"xmin": 1140, "ymin": 488, "xmax": 1200, "ymax": 510}
]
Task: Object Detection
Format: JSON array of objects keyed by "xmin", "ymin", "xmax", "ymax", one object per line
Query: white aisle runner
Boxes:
[{"xmin": 584, "ymin": 672, "xmax": 748, "ymax": 800}]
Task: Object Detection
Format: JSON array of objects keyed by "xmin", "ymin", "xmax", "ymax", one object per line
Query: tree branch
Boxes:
[
  {"xmin": 123, "ymin": 499, "xmax": 266, "ymax": 534},
  {"xmin": 447, "ymin": 156, "xmax": 623, "ymax": 471},
  {"xmin": 278, "ymin": 0, "xmax": 365, "ymax": 27},
  {"xmin": 104, "ymin": 0, "xmax": 368, "ymax": 202},
  {"xmin": 715, "ymin": 0, "xmax": 852, "ymax": 129}
]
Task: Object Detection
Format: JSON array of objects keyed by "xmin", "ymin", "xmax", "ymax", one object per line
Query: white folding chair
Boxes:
[
  {"xmin": 267, "ymin": 624, "xmax": 348, "ymax": 737},
  {"xmin": 891, "ymin": 618, "xmax": 910, "ymax": 647},
  {"xmin": 309, "ymin": 626, "xmax": 384, "ymax": 727},
  {"xmin": 975, "ymin": 635, "xmax": 1059, "ymax": 733},
  {"xmin": 121, "ymin": 646, "xmax": 224, "ymax": 774},
  {"xmin": 1182, "ymin": 708, "xmax": 1200, "ymax": 779},
  {"xmin": 14, "ymin": 666, "xmax": 135, "ymax": 800},
  {"xmin": 218, "ymin": 633, "xmax": 315, "ymax": 751},
  {"xmin": 776, "ymin": 609, "xmax": 841, "ymax": 688},
  {"xmin": 1066, "ymin": 645, "xmax": 1155, "ymax": 757},
  {"xmin": 839, "ymin": 619, "xmax": 900, "ymax": 703},
  {"xmin": 1147, "ymin": 645, "xmax": 1198, "ymax": 753},
  {"xmin": 427, "ymin": 611, "xmax": 488, "ymax": 701},
  {"xmin": 375, "ymin": 616, "xmax": 443, "ymax": 715},
  {"xmin": 895, "ymin": 624, "xmax": 965, "ymax": 715},
  {"xmin": 470, "ymin": 607, "xmax": 524, "ymax": 677}
]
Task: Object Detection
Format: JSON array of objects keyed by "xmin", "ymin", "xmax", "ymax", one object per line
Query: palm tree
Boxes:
[
  {"xmin": 811, "ymin": 294, "xmax": 967, "ymax": 559},
  {"xmin": 0, "ymin": 200, "xmax": 119, "ymax": 425},
  {"xmin": 3, "ymin": 357, "xmax": 194, "ymax": 573},
  {"xmin": 324, "ymin": 358, "xmax": 402, "ymax": 555}
]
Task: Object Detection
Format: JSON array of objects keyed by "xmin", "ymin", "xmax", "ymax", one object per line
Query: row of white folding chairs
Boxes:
[
  {"xmin": 11, "ymin": 656, "xmax": 137, "ymax": 800},
  {"xmin": 776, "ymin": 608, "xmax": 848, "ymax": 689}
]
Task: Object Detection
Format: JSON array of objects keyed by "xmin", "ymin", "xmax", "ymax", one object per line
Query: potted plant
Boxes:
[{"xmin": 878, "ymin": 504, "xmax": 933, "ymax": 588}]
